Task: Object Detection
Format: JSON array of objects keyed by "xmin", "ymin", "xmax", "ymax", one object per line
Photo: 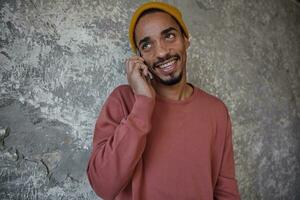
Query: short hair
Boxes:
[{"xmin": 134, "ymin": 8, "xmax": 187, "ymax": 49}]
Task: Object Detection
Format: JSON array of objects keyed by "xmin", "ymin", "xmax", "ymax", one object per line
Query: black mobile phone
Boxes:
[{"xmin": 137, "ymin": 50, "xmax": 153, "ymax": 80}]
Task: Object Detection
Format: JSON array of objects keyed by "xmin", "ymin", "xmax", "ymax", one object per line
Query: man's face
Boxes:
[{"xmin": 134, "ymin": 12, "xmax": 189, "ymax": 86}]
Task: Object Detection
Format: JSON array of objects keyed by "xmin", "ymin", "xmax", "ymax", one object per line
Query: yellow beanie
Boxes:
[{"xmin": 129, "ymin": 1, "xmax": 189, "ymax": 53}]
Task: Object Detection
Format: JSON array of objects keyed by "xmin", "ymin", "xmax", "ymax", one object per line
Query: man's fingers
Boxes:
[
  {"xmin": 129, "ymin": 55, "xmax": 145, "ymax": 62},
  {"xmin": 126, "ymin": 59, "xmax": 140, "ymax": 74},
  {"xmin": 139, "ymin": 63, "xmax": 149, "ymax": 77},
  {"xmin": 126, "ymin": 59, "xmax": 134, "ymax": 74},
  {"xmin": 126, "ymin": 56, "xmax": 144, "ymax": 67},
  {"xmin": 127, "ymin": 59, "xmax": 148, "ymax": 74},
  {"xmin": 127, "ymin": 56, "xmax": 145, "ymax": 66},
  {"xmin": 125, "ymin": 59, "xmax": 130, "ymax": 74}
]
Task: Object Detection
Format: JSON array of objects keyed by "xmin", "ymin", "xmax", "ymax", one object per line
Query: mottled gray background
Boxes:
[{"xmin": 0, "ymin": 0, "xmax": 299, "ymax": 199}]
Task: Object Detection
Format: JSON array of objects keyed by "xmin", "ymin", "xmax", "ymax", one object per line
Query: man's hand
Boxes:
[{"xmin": 126, "ymin": 56, "xmax": 155, "ymax": 99}]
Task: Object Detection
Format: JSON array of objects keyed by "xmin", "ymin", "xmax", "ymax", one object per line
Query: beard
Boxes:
[
  {"xmin": 146, "ymin": 53, "xmax": 183, "ymax": 86},
  {"xmin": 154, "ymin": 70, "xmax": 183, "ymax": 86}
]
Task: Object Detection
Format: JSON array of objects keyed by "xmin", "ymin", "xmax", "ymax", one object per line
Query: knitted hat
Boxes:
[{"xmin": 129, "ymin": 1, "xmax": 189, "ymax": 53}]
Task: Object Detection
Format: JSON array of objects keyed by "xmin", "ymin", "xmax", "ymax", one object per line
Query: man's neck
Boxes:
[{"xmin": 153, "ymin": 79, "xmax": 193, "ymax": 101}]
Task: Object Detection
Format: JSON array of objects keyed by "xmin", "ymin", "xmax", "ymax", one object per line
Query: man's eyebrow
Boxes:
[
  {"xmin": 138, "ymin": 37, "xmax": 151, "ymax": 47},
  {"xmin": 137, "ymin": 27, "xmax": 178, "ymax": 47},
  {"xmin": 161, "ymin": 27, "xmax": 178, "ymax": 35}
]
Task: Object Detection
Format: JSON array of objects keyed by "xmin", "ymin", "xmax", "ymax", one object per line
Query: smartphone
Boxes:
[{"xmin": 137, "ymin": 50, "xmax": 153, "ymax": 80}]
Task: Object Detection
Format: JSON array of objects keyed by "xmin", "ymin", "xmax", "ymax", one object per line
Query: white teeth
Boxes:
[{"xmin": 159, "ymin": 60, "xmax": 176, "ymax": 69}]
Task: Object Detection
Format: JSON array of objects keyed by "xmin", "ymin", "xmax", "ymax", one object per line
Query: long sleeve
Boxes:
[
  {"xmin": 87, "ymin": 87, "xmax": 155, "ymax": 200},
  {"xmin": 214, "ymin": 111, "xmax": 240, "ymax": 200}
]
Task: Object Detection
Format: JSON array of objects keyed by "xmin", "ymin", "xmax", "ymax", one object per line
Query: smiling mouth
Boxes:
[
  {"xmin": 155, "ymin": 57, "xmax": 179, "ymax": 69},
  {"xmin": 154, "ymin": 57, "xmax": 178, "ymax": 74}
]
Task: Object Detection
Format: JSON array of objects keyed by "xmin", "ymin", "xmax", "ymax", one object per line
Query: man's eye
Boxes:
[
  {"xmin": 166, "ymin": 33, "xmax": 175, "ymax": 39},
  {"xmin": 141, "ymin": 43, "xmax": 151, "ymax": 50}
]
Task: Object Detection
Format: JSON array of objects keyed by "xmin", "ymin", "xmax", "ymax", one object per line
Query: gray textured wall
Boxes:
[{"xmin": 0, "ymin": 0, "xmax": 299, "ymax": 199}]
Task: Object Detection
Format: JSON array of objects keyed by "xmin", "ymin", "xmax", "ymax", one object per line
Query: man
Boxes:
[{"xmin": 87, "ymin": 2, "xmax": 240, "ymax": 200}]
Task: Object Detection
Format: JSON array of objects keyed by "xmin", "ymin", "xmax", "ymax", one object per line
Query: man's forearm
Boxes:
[{"xmin": 87, "ymin": 93, "xmax": 155, "ymax": 199}]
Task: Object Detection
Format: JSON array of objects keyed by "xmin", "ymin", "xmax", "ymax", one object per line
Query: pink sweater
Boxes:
[{"xmin": 87, "ymin": 84, "xmax": 240, "ymax": 200}]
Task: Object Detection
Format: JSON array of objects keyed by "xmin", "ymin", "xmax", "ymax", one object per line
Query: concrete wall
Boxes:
[{"xmin": 0, "ymin": 0, "xmax": 299, "ymax": 199}]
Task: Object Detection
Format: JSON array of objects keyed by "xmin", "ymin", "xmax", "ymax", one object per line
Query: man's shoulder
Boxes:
[
  {"xmin": 107, "ymin": 84, "xmax": 135, "ymax": 103},
  {"xmin": 193, "ymin": 86, "xmax": 229, "ymax": 113},
  {"xmin": 111, "ymin": 84, "xmax": 133, "ymax": 96}
]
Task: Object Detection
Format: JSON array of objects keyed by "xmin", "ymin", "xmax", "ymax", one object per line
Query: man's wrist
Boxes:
[{"xmin": 129, "ymin": 94, "xmax": 155, "ymax": 131}]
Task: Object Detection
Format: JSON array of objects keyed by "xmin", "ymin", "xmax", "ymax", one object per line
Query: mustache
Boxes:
[{"xmin": 152, "ymin": 54, "xmax": 180, "ymax": 68}]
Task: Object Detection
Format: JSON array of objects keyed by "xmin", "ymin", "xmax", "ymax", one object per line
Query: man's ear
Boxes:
[{"xmin": 184, "ymin": 35, "xmax": 190, "ymax": 49}]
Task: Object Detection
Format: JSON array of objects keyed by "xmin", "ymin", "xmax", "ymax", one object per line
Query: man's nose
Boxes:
[{"xmin": 155, "ymin": 40, "xmax": 169, "ymax": 58}]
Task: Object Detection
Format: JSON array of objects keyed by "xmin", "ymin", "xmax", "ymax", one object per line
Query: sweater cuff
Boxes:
[{"xmin": 129, "ymin": 94, "xmax": 155, "ymax": 132}]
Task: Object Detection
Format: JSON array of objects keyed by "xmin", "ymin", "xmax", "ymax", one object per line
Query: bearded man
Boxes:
[{"xmin": 87, "ymin": 2, "xmax": 240, "ymax": 200}]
